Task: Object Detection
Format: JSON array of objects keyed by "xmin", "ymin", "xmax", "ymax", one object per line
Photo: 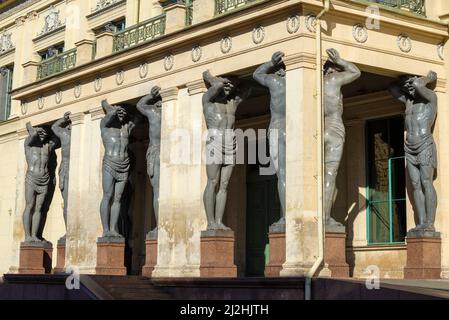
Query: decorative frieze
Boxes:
[
  {"xmin": 397, "ymin": 33, "xmax": 412, "ymax": 53},
  {"xmin": 0, "ymin": 32, "xmax": 14, "ymax": 54},
  {"xmin": 38, "ymin": 5, "xmax": 64, "ymax": 36},
  {"xmin": 92, "ymin": 0, "xmax": 123, "ymax": 13}
]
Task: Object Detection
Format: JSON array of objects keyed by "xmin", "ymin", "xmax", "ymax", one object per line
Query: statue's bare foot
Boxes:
[
  {"xmin": 102, "ymin": 231, "xmax": 112, "ymax": 238},
  {"xmin": 326, "ymin": 217, "xmax": 343, "ymax": 227},
  {"xmin": 207, "ymin": 222, "xmax": 219, "ymax": 230},
  {"xmin": 109, "ymin": 230, "xmax": 123, "ymax": 238},
  {"xmin": 24, "ymin": 236, "xmax": 34, "ymax": 243},
  {"xmin": 423, "ymin": 223, "xmax": 435, "ymax": 232},
  {"xmin": 272, "ymin": 217, "xmax": 285, "ymax": 226},
  {"xmin": 30, "ymin": 236, "xmax": 41, "ymax": 243},
  {"xmin": 215, "ymin": 222, "xmax": 231, "ymax": 230}
]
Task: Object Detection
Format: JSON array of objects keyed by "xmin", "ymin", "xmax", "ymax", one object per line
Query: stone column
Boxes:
[
  {"xmin": 192, "ymin": 0, "xmax": 215, "ymax": 24},
  {"xmin": 280, "ymin": 54, "xmax": 320, "ymax": 276},
  {"xmin": 64, "ymin": 0, "xmax": 93, "ymax": 50},
  {"xmin": 126, "ymin": 0, "xmax": 140, "ymax": 26},
  {"xmin": 8, "ymin": 129, "xmax": 28, "ymax": 273},
  {"xmin": 152, "ymin": 85, "xmax": 207, "ymax": 278},
  {"xmin": 65, "ymin": 110, "xmax": 103, "ymax": 274},
  {"xmin": 95, "ymin": 32, "xmax": 114, "ymax": 59},
  {"xmin": 163, "ymin": 3, "xmax": 187, "ymax": 34},
  {"xmin": 75, "ymin": 40, "xmax": 94, "ymax": 66}
]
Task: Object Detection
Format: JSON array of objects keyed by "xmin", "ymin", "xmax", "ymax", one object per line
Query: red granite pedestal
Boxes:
[
  {"xmin": 53, "ymin": 237, "xmax": 66, "ymax": 274},
  {"xmin": 95, "ymin": 237, "xmax": 127, "ymax": 276},
  {"xmin": 19, "ymin": 241, "xmax": 53, "ymax": 274},
  {"xmin": 142, "ymin": 230, "xmax": 158, "ymax": 278},
  {"xmin": 200, "ymin": 229, "xmax": 237, "ymax": 277},
  {"xmin": 404, "ymin": 231, "xmax": 441, "ymax": 279},
  {"xmin": 324, "ymin": 232, "xmax": 349, "ymax": 278},
  {"xmin": 265, "ymin": 223, "xmax": 285, "ymax": 277}
]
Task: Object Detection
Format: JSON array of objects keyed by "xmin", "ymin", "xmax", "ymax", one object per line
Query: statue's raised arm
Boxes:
[
  {"xmin": 412, "ymin": 71, "xmax": 437, "ymax": 105},
  {"xmin": 202, "ymin": 70, "xmax": 229, "ymax": 104},
  {"xmin": 137, "ymin": 86, "xmax": 161, "ymax": 115},
  {"xmin": 326, "ymin": 48, "xmax": 361, "ymax": 87},
  {"xmin": 101, "ymin": 99, "xmax": 117, "ymax": 128}
]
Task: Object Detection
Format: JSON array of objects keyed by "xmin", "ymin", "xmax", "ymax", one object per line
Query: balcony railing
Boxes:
[
  {"xmin": 364, "ymin": 0, "xmax": 425, "ymax": 15},
  {"xmin": 113, "ymin": 14, "xmax": 166, "ymax": 53},
  {"xmin": 37, "ymin": 48, "xmax": 77, "ymax": 80},
  {"xmin": 215, "ymin": 0, "xmax": 260, "ymax": 15}
]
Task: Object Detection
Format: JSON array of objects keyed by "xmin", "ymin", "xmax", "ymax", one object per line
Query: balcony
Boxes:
[
  {"xmin": 215, "ymin": 0, "xmax": 261, "ymax": 15},
  {"xmin": 362, "ymin": 0, "xmax": 425, "ymax": 15},
  {"xmin": 113, "ymin": 14, "xmax": 166, "ymax": 53},
  {"xmin": 37, "ymin": 49, "xmax": 77, "ymax": 80}
]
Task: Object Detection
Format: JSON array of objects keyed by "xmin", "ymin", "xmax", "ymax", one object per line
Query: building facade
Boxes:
[{"xmin": 0, "ymin": 0, "xmax": 448, "ymax": 279}]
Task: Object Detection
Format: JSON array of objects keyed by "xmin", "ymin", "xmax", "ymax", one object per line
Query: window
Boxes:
[
  {"xmin": 0, "ymin": 65, "xmax": 13, "ymax": 121},
  {"xmin": 366, "ymin": 116, "xmax": 407, "ymax": 244},
  {"xmin": 39, "ymin": 43, "xmax": 64, "ymax": 61},
  {"xmin": 96, "ymin": 19, "xmax": 126, "ymax": 34}
]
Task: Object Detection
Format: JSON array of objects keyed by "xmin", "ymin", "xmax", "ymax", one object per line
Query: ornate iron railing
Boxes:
[
  {"xmin": 37, "ymin": 48, "xmax": 77, "ymax": 80},
  {"xmin": 113, "ymin": 14, "xmax": 166, "ymax": 52},
  {"xmin": 364, "ymin": 0, "xmax": 425, "ymax": 15},
  {"xmin": 215, "ymin": 0, "xmax": 260, "ymax": 15}
]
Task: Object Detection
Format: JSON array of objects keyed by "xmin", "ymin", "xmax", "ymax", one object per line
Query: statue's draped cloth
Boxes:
[
  {"xmin": 25, "ymin": 170, "xmax": 50, "ymax": 194},
  {"xmin": 146, "ymin": 144, "xmax": 160, "ymax": 179},
  {"xmin": 58, "ymin": 160, "xmax": 69, "ymax": 191},
  {"xmin": 206, "ymin": 129, "xmax": 236, "ymax": 165},
  {"xmin": 324, "ymin": 116, "xmax": 345, "ymax": 163},
  {"xmin": 405, "ymin": 134, "xmax": 437, "ymax": 169},
  {"xmin": 103, "ymin": 154, "xmax": 130, "ymax": 181}
]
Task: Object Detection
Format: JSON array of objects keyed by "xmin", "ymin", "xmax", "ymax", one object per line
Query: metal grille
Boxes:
[
  {"xmin": 215, "ymin": 0, "xmax": 260, "ymax": 15},
  {"xmin": 37, "ymin": 49, "xmax": 77, "ymax": 80},
  {"xmin": 366, "ymin": 0, "xmax": 425, "ymax": 15},
  {"xmin": 113, "ymin": 14, "xmax": 166, "ymax": 52}
]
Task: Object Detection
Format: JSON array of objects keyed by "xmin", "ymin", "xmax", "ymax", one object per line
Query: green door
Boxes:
[{"xmin": 246, "ymin": 164, "xmax": 281, "ymax": 277}]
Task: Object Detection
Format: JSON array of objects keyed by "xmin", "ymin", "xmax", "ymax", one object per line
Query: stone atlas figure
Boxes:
[
  {"xmin": 51, "ymin": 112, "xmax": 71, "ymax": 238},
  {"xmin": 100, "ymin": 99, "xmax": 135, "ymax": 238},
  {"xmin": 323, "ymin": 48, "xmax": 361, "ymax": 230},
  {"xmin": 389, "ymin": 71, "xmax": 438, "ymax": 236},
  {"xmin": 136, "ymin": 86, "xmax": 162, "ymax": 234},
  {"xmin": 23, "ymin": 122, "xmax": 59, "ymax": 242},
  {"xmin": 253, "ymin": 51, "xmax": 286, "ymax": 228},
  {"xmin": 202, "ymin": 70, "xmax": 246, "ymax": 231}
]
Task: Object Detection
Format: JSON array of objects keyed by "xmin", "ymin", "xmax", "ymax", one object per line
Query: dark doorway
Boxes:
[{"xmin": 245, "ymin": 155, "xmax": 281, "ymax": 276}]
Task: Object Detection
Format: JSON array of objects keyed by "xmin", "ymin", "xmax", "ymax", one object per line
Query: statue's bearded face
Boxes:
[
  {"xmin": 37, "ymin": 128, "xmax": 48, "ymax": 142},
  {"xmin": 276, "ymin": 67, "xmax": 286, "ymax": 78},
  {"xmin": 116, "ymin": 107, "xmax": 127, "ymax": 122},
  {"xmin": 403, "ymin": 76, "xmax": 418, "ymax": 97}
]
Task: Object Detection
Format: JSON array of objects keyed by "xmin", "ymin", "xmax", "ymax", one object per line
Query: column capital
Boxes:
[
  {"xmin": 26, "ymin": 10, "xmax": 39, "ymax": 21},
  {"xmin": 89, "ymin": 107, "xmax": 105, "ymax": 120},
  {"xmin": 70, "ymin": 112, "xmax": 86, "ymax": 125},
  {"xmin": 284, "ymin": 53, "xmax": 317, "ymax": 71},
  {"xmin": 187, "ymin": 79, "xmax": 207, "ymax": 95},
  {"xmin": 160, "ymin": 87, "xmax": 179, "ymax": 102},
  {"xmin": 17, "ymin": 128, "xmax": 29, "ymax": 139},
  {"xmin": 15, "ymin": 16, "xmax": 27, "ymax": 27}
]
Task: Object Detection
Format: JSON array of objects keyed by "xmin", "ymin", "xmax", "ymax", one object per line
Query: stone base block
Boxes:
[
  {"xmin": 324, "ymin": 232, "xmax": 349, "ymax": 278},
  {"xmin": 19, "ymin": 241, "xmax": 53, "ymax": 274},
  {"xmin": 53, "ymin": 237, "xmax": 66, "ymax": 274},
  {"xmin": 142, "ymin": 230, "xmax": 158, "ymax": 278},
  {"xmin": 200, "ymin": 229, "xmax": 237, "ymax": 278},
  {"xmin": 265, "ymin": 228, "xmax": 285, "ymax": 277},
  {"xmin": 95, "ymin": 237, "xmax": 127, "ymax": 276},
  {"xmin": 404, "ymin": 236, "xmax": 441, "ymax": 279}
]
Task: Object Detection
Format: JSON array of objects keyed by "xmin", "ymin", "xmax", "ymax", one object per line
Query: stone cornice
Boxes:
[
  {"xmin": 86, "ymin": 0, "xmax": 126, "ymax": 20},
  {"xmin": 9, "ymin": 0, "xmax": 449, "ymax": 101},
  {"xmin": 70, "ymin": 111, "xmax": 86, "ymax": 125},
  {"xmin": 160, "ymin": 87, "xmax": 179, "ymax": 102},
  {"xmin": 89, "ymin": 107, "xmax": 105, "ymax": 120},
  {"xmin": 186, "ymin": 79, "xmax": 207, "ymax": 95}
]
